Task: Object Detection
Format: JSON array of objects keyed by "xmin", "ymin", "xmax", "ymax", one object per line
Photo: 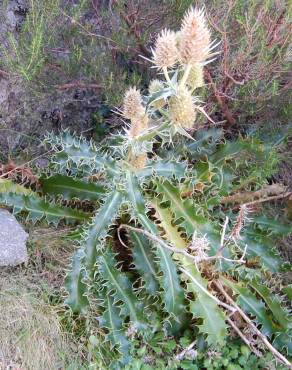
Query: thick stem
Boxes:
[{"xmin": 180, "ymin": 64, "xmax": 192, "ymax": 88}]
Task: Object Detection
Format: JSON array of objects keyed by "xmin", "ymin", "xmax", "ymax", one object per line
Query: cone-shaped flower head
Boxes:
[
  {"xmin": 128, "ymin": 114, "xmax": 149, "ymax": 139},
  {"xmin": 179, "ymin": 7, "xmax": 211, "ymax": 65},
  {"xmin": 123, "ymin": 87, "xmax": 145, "ymax": 120},
  {"xmin": 149, "ymin": 79, "xmax": 165, "ymax": 109},
  {"xmin": 129, "ymin": 153, "xmax": 147, "ymax": 170},
  {"xmin": 152, "ymin": 29, "xmax": 178, "ymax": 69},
  {"xmin": 186, "ymin": 63, "xmax": 204, "ymax": 89},
  {"xmin": 169, "ymin": 87, "xmax": 197, "ymax": 128}
]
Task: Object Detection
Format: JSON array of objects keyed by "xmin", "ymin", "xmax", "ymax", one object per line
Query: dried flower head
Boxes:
[
  {"xmin": 123, "ymin": 87, "xmax": 145, "ymax": 120},
  {"xmin": 189, "ymin": 232, "xmax": 210, "ymax": 263},
  {"xmin": 186, "ymin": 63, "xmax": 204, "ymax": 89},
  {"xmin": 149, "ymin": 79, "xmax": 165, "ymax": 109},
  {"xmin": 179, "ymin": 7, "xmax": 211, "ymax": 65},
  {"xmin": 128, "ymin": 114, "xmax": 149, "ymax": 139},
  {"xmin": 129, "ymin": 153, "xmax": 147, "ymax": 170},
  {"xmin": 152, "ymin": 29, "xmax": 178, "ymax": 69},
  {"xmin": 169, "ymin": 87, "xmax": 197, "ymax": 128}
]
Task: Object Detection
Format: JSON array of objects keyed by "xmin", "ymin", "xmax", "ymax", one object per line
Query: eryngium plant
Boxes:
[{"xmin": 0, "ymin": 7, "xmax": 291, "ymax": 369}]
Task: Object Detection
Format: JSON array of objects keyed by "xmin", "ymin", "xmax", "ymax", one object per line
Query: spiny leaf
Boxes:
[
  {"xmin": 155, "ymin": 180, "xmax": 207, "ymax": 236},
  {"xmin": 99, "ymin": 293, "xmax": 131, "ymax": 366},
  {"xmin": 253, "ymin": 215, "xmax": 292, "ymax": 236},
  {"xmin": 97, "ymin": 251, "xmax": 147, "ymax": 332},
  {"xmin": 0, "ymin": 192, "xmax": 89, "ymax": 224},
  {"xmin": 40, "ymin": 174, "xmax": 106, "ymax": 201},
  {"xmin": 0, "ymin": 179, "xmax": 35, "ymax": 195},
  {"xmin": 221, "ymin": 277, "xmax": 277, "ymax": 336},
  {"xmin": 65, "ymin": 250, "xmax": 89, "ymax": 313},
  {"xmin": 249, "ymin": 279, "xmax": 291, "ymax": 331},
  {"xmin": 83, "ymin": 190, "xmax": 123, "ymax": 270},
  {"xmin": 129, "ymin": 231, "xmax": 159, "ymax": 295},
  {"xmin": 136, "ymin": 160, "xmax": 187, "ymax": 181},
  {"xmin": 184, "ymin": 265, "xmax": 227, "ymax": 346}
]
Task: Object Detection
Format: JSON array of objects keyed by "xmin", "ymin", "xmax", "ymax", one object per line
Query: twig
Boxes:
[
  {"xmin": 175, "ymin": 340, "xmax": 196, "ymax": 361},
  {"xmin": 205, "ymin": 69, "xmax": 236, "ymax": 125},
  {"xmin": 0, "ymin": 150, "xmax": 53, "ymax": 179},
  {"xmin": 55, "ymin": 82, "xmax": 101, "ymax": 91},
  {"xmin": 226, "ymin": 316, "xmax": 262, "ymax": 357},
  {"xmin": 214, "ymin": 281, "xmax": 292, "ymax": 368}
]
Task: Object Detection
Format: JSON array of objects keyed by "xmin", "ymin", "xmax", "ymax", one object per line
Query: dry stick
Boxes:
[
  {"xmin": 225, "ymin": 317, "xmax": 262, "ymax": 358},
  {"xmin": 175, "ymin": 340, "xmax": 196, "ymax": 361},
  {"xmin": 214, "ymin": 281, "xmax": 292, "ymax": 368},
  {"xmin": 0, "ymin": 150, "xmax": 53, "ymax": 180}
]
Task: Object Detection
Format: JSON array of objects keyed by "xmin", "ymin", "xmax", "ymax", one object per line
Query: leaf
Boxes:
[
  {"xmin": 0, "ymin": 179, "xmax": 34, "ymax": 195},
  {"xmin": 98, "ymin": 251, "xmax": 147, "ymax": 332},
  {"xmin": 249, "ymin": 279, "xmax": 291, "ymax": 331},
  {"xmin": 0, "ymin": 192, "xmax": 89, "ymax": 224},
  {"xmin": 41, "ymin": 175, "xmax": 106, "ymax": 200},
  {"xmin": 221, "ymin": 277, "xmax": 276, "ymax": 336},
  {"xmin": 136, "ymin": 160, "xmax": 187, "ymax": 181},
  {"xmin": 129, "ymin": 231, "xmax": 159, "ymax": 295},
  {"xmin": 243, "ymin": 233, "xmax": 283, "ymax": 272},
  {"xmin": 99, "ymin": 293, "xmax": 131, "ymax": 365},
  {"xmin": 253, "ymin": 215, "xmax": 292, "ymax": 236},
  {"xmin": 156, "ymin": 180, "xmax": 207, "ymax": 236},
  {"xmin": 184, "ymin": 265, "xmax": 227, "ymax": 345},
  {"xmin": 83, "ymin": 190, "xmax": 123, "ymax": 270},
  {"xmin": 156, "ymin": 245, "xmax": 186, "ymax": 328},
  {"xmin": 65, "ymin": 250, "xmax": 89, "ymax": 313}
]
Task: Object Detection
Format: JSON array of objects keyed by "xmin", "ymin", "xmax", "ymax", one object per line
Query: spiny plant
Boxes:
[{"xmin": 0, "ymin": 7, "xmax": 291, "ymax": 369}]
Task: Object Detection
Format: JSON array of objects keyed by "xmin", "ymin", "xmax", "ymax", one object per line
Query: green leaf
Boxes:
[
  {"xmin": 136, "ymin": 160, "xmax": 187, "ymax": 180},
  {"xmin": 0, "ymin": 192, "xmax": 89, "ymax": 224},
  {"xmin": 65, "ymin": 250, "xmax": 89, "ymax": 313},
  {"xmin": 0, "ymin": 179, "xmax": 35, "ymax": 195},
  {"xmin": 41, "ymin": 175, "xmax": 106, "ymax": 200},
  {"xmin": 99, "ymin": 293, "xmax": 131, "ymax": 365},
  {"xmin": 221, "ymin": 277, "xmax": 276, "ymax": 336},
  {"xmin": 156, "ymin": 180, "xmax": 207, "ymax": 236},
  {"xmin": 249, "ymin": 279, "xmax": 291, "ymax": 331},
  {"xmin": 129, "ymin": 231, "xmax": 159, "ymax": 295},
  {"xmin": 253, "ymin": 215, "xmax": 292, "ymax": 236},
  {"xmin": 83, "ymin": 190, "xmax": 123, "ymax": 270},
  {"xmin": 184, "ymin": 265, "xmax": 227, "ymax": 345},
  {"xmin": 98, "ymin": 251, "xmax": 147, "ymax": 332}
]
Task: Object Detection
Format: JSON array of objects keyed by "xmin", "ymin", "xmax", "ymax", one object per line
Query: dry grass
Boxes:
[{"xmin": 0, "ymin": 226, "xmax": 86, "ymax": 370}]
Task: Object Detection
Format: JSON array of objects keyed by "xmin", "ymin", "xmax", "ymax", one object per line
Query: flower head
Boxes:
[
  {"xmin": 128, "ymin": 114, "xmax": 149, "ymax": 139},
  {"xmin": 186, "ymin": 63, "xmax": 204, "ymax": 89},
  {"xmin": 179, "ymin": 7, "xmax": 211, "ymax": 65},
  {"xmin": 169, "ymin": 87, "xmax": 197, "ymax": 128},
  {"xmin": 123, "ymin": 87, "xmax": 145, "ymax": 120},
  {"xmin": 152, "ymin": 29, "xmax": 178, "ymax": 69}
]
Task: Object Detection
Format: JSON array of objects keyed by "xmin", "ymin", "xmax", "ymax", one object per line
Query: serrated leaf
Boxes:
[
  {"xmin": 155, "ymin": 180, "xmax": 207, "ymax": 236},
  {"xmin": 65, "ymin": 250, "xmax": 89, "ymax": 313},
  {"xmin": 249, "ymin": 279, "xmax": 291, "ymax": 331},
  {"xmin": 0, "ymin": 192, "xmax": 89, "ymax": 224},
  {"xmin": 100, "ymin": 293, "xmax": 131, "ymax": 365},
  {"xmin": 129, "ymin": 231, "xmax": 159, "ymax": 295},
  {"xmin": 185, "ymin": 266, "xmax": 227, "ymax": 345},
  {"xmin": 98, "ymin": 251, "xmax": 147, "ymax": 331},
  {"xmin": 41, "ymin": 175, "xmax": 106, "ymax": 200},
  {"xmin": 0, "ymin": 179, "xmax": 35, "ymax": 195},
  {"xmin": 136, "ymin": 160, "xmax": 187, "ymax": 180},
  {"xmin": 84, "ymin": 190, "xmax": 123, "ymax": 270},
  {"xmin": 221, "ymin": 277, "xmax": 276, "ymax": 336},
  {"xmin": 253, "ymin": 215, "xmax": 292, "ymax": 236}
]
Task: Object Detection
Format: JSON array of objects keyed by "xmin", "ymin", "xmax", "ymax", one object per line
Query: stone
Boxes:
[{"xmin": 0, "ymin": 209, "xmax": 28, "ymax": 266}]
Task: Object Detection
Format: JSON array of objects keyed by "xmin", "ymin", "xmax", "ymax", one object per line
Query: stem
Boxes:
[
  {"xmin": 163, "ymin": 66, "xmax": 172, "ymax": 85},
  {"xmin": 136, "ymin": 121, "xmax": 169, "ymax": 142},
  {"xmin": 180, "ymin": 64, "xmax": 192, "ymax": 88}
]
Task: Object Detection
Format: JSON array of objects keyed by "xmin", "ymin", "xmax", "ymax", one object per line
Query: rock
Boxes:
[{"xmin": 0, "ymin": 209, "xmax": 28, "ymax": 266}]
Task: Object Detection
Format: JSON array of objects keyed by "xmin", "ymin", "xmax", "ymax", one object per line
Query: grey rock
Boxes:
[{"xmin": 0, "ymin": 209, "xmax": 28, "ymax": 266}]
